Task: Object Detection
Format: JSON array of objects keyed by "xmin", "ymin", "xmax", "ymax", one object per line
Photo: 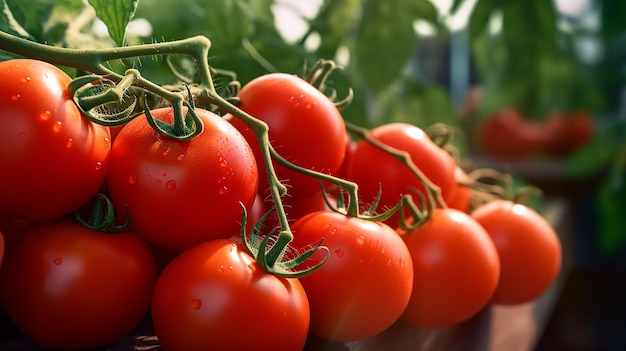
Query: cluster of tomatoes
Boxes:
[
  {"xmin": 0, "ymin": 59, "xmax": 562, "ymax": 351},
  {"xmin": 479, "ymin": 107, "xmax": 596, "ymax": 159}
]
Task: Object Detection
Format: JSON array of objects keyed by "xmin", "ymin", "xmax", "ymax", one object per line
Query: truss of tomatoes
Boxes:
[
  {"xmin": 0, "ymin": 59, "xmax": 562, "ymax": 351},
  {"xmin": 479, "ymin": 107, "xmax": 596, "ymax": 159}
]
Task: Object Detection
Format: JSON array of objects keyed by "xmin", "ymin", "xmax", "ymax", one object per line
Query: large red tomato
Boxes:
[
  {"xmin": 227, "ymin": 73, "xmax": 347, "ymax": 197},
  {"xmin": 0, "ymin": 219, "xmax": 156, "ymax": 350},
  {"xmin": 290, "ymin": 211, "xmax": 414, "ymax": 342},
  {"xmin": 0, "ymin": 59, "xmax": 111, "ymax": 222},
  {"xmin": 471, "ymin": 200, "xmax": 562, "ymax": 305},
  {"xmin": 399, "ymin": 208, "xmax": 500, "ymax": 328},
  {"xmin": 106, "ymin": 107, "xmax": 258, "ymax": 250},
  {"xmin": 151, "ymin": 239, "xmax": 310, "ymax": 351},
  {"xmin": 346, "ymin": 122, "xmax": 457, "ymax": 227}
]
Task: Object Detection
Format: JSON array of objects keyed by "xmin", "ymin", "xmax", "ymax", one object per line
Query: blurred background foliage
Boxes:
[{"xmin": 2, "ymin": 0, "xmax": 626, "ymax": 260}]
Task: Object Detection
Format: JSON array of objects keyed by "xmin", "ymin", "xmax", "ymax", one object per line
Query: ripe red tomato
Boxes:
[
  {"xmin": 290, "ymin": 211, "xmax": 414, "ymax": 342},
  {"xmin": 106, "ymin": 107, "xmax": 258, "ymax": 250},
  {"xmin": 471, "ymin": 200, "xmax": 562, "ymax": 305},
  {"xmin": 446, "ymin": 167, "xmax": 473, "ymax": 213},
  {"xmin": 346, "ymin": 122, "xmax": 457, "ymax": 227},
  {"xmin": 544, "ymin": 111, "xmax": 596, "ymax": 157},
  {"xmin": 151, "ymin": 239, "xmax": 310, "ymax": 351},
  {"xmin": 0, "ymin": 219, "xmax": 156, "ymax": 350},
  {"xmin": 399, "ymin": 208, "xmax": 500, "ymax": 328},
  {"xmin": 479, "ymin": 108, "xmax": 546, "ymax": 159},
  {"xmin": 0, "ymin": 59, "xmax": 111, "ymax": 222},
  {"xmin": 227, "ymin": 73, "xmax": 347, "ymax": 197}
]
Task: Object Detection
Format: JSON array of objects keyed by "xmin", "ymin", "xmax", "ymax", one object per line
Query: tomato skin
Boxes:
[
  {"xmin": 346, "ymin": 122, "xmax": 457, "ymax": 227},
  {"xmin": 151, "ymin": 239, "xmax": 309, "ymax": 351},
  {"xmin": 290, "ymin": 211, "xmax": 414, "ymax": 342},
  {"xmin": 0, "ymin": 59, "xmax": 111, "ymax": 222},
  {"xmin": 479, "ymin": 108, "xmax": 546, "ymax": 159},
  {"xmin": 0, "ymin": 219, "xmax": 157, "ymax": 350},
  {"xmin": 106, "ymin": 107, "xmax": 258, "ymax": 250},
  {"xmin": 544, "ymin": 111, "xmax": 596, "ymax": 157},
  {"xmin": 227, "ymin": 73, "xmax": 347, "ymax": 197},
  {"xmin": 471, "ymin": 200, "xmax": 562, "ymax": 305},
  {"xmin": 399, "ymin": 208, "xmax": 500, "ymax": 328}
]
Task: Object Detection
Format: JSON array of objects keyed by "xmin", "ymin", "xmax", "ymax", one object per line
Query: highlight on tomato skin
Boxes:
[{"xmin": 471, "ymin": 199, "xmax": 562, "ymax": 305}]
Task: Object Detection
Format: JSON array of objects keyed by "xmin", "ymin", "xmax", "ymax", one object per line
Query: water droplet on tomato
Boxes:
[
  {"xmin": 334, "ymin": 249, "xmax": 344, "ymax": 258},
  {"xmin": 219, "ymin": 156, "xmax": 228, "ymax": 167},
  {"xmin": 65, "ymin": 138, "xmax": 73, "ymax": 148},
  {"xmin": 165, "ymin": 180, "xmax": 176, "ymax": 190},
  {"xmin": 177, "ymin": 153, "xmax": 185, "ymax": 161},
  {"xmin": 11, "ymin": 94, "xmax": 20, "ymax": 101},
  {"xmin": 162, "ymin": 148, "xmax": 171, "ymax": 156},
  {"xmin": 40, "ymin": 111, "xmax": 51, "ymax": 120},
  {"xmin": 219, "ymin": 186, "xmax": 228, "ymax": 195},
  {"xmin": 356, "ymin": 235, "xmax": 365, "ymax": 245},
  {"xmin": 53, "ymin": 121, "xmax": 62, "ymax": 132},
  {"xmin": 128, "ymin": 175, "xmax": 137, "ymax": 184},
  {"xmin": 191, "ymin": 299, "xmax": 202, "ymax": 310},
  {"xmin": 305, "ymin": 103, "xmax": 313, "ymax": 109},
  {"xmin": 155, "ymin": 179, "xmax": 162, "ymax": 185},
  {"xmin": 53, "ymin": 258, "xmax": 62, "ymax": 265},
  {"xmin": 21, "ymin": 76, "xmax": 30, "ymax": 83},
  {"xmin": 17, "ymin": 132, "xmax": 26, "ymax": 139},
  {"xmin": 103, "ymin": 137, "xmax": 110, "ymax": 148},
  {"xmin": 288, "ymin": 96, "xmax": 295, "ymax": 102},
  {"xmin": 95, "ymin": 162, "xmax": 102, "ymax": 170}
]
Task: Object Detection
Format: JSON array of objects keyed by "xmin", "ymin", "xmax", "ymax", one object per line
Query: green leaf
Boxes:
[
  {"xmin": 0, "ymin": 0, "xmax": 34, "ymax": 39},
  {"xmin": 88, "ymin": 0, "xmax": 139, "ymax": 46},
  {"xmin": 311, "ymin": 0, "xmax": 364, "ymax": 60},
  {"xmin": 596, "ymin": 181, "xmax": 626, "ymax": 256},
  {"xmin": 468, "ymin": 0, "xmax": 496, "ymax": 38},
  {"xmin": 354, "ymin": 0, "xmax": 420, "ymax": 94}
]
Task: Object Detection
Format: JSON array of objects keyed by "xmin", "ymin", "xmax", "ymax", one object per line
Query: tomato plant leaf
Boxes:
[
  {"xmin": 0, "ymin": 0, "xmax": 34, "ymax": 40},
  {"xmin": 354, "ymin": 0, "xmax": 419, "ymax": 95},
  {"xmin": 88, "ymin": 0, "xmax": 139, "ymax": 46},
  {"xmin": 310, "ymin": 0, "xmax": 363, "ymax": 60}
]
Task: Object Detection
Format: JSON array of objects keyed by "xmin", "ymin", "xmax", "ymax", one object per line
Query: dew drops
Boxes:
[
  {"xmin": 176, "ymin": 154, "xmax": 185, "ymax": 161},
  {"xmin": 162, "ymin": 148, "xmax": 171, "ymax": 156},
  {"xmin": 17, "ymin": 132, "xmax": 25, "ymax": 139},
  {"xmin": 128, "ymin": 175, "xmax": 137, "ymax": 184},
  {"xmin": 218, "ymin": 156, "xmax": 228, "ymax": 167},
  {"xmin": 334, "ymin": 249, "xmax": 344, "ymax": 258},
  {"xmin": 52, "ymin": 121, "xmax": 62, "ymax": 132},
  {"xmin": 356, "ymin": 235, "xmax": 365, "ymax": 245},
  {"xmin": 103, "ymin": 137, "xmax": 110, "ymax": 148},
  {"xmin": 219, "ymin": 186, "xmax": 228, "ymax": 195},
  {"xmin": 21, "ymin": 76, "xmax": 30, "ymax": 83},
  {"xmin": 40, "ymin": 111, "xmax": 51, "ymax": 120},
  {"xmin": 165, "ymin": 180, "xmax": 176, "ymax": 190},
  {"xmin": 155, "ymin": 179, "xmax": 162, "ymax": 185},
  {"xmin": 191, "ymin": 299, "xmax": 202, "ymax": 310},
  {"xmin": 11, "ymin": 94, "xmax": 20, "ymax": 101},
  {"xmin": 95, "ymin": 162, "xmax": 102, "ymax": 170},
  {"xmin": 305, "ymin": 103, "xmax": 313, "ymax": 109},
  {"xmin": 65, "ymin": 138, "xmax": 73, "ymax": 148},
  {"xmin": 53, "ymin": 258, "xmax": 62, "ymax": 265}
]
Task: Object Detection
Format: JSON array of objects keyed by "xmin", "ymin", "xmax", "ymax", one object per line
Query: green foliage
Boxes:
[{"xmin": 88, "ymin": 0, "xmax": 139, "ymax": 46}]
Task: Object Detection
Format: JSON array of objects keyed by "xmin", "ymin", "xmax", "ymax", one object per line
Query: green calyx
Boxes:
[{"xmin": 239, "ymin": 204, "xmax": 329, "ymax": 279}]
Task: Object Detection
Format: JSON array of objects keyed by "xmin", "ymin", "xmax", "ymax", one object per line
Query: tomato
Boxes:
[
  {"xmin": 106, "ymin": 107, "xmax": 258, "ymax": 250},
  {"xmin": 151, "ymin": 239, "xmax": 309, "ymax": 351},
  {"xmin": 544, "ymin": 111, "xmax": 596, "ymax": 157},
  {"xmin": 471, "ymin": 200, "xmax": 562, "ymax": 305},
  {"xmin": 398, "ymin": 208, "xmax": 500, "ymax": 328},
  {"xmin": 227, "ymin": 73, "xmax": 347, "ymax": 198},
  {"xmin": 0, "ymin": 219, "xmax": 156, "ymax": 350},
  {"xmin": 479, "ymin": 108, "xmax": 546, "ymax": 159},
  {"xmin": 446, "ymin": 167, "xmax": 473, "ymax": 213},
  {"xmin": 0, "ymin": 59, "xmax": 111, "ymax": 222},
  {"xmin": 346, "ymin": 122, "xmax": 457, "ymax": 227},
  {"xmin": 289, "ymin": 211, "xmax": 413, "ymax": 342}
]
